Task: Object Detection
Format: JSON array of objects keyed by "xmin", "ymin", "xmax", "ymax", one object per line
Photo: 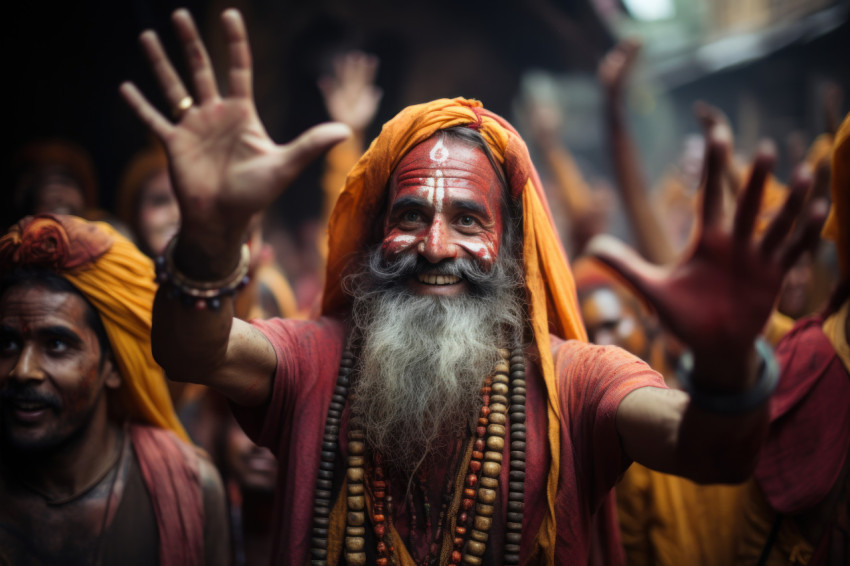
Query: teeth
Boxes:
[
  {"xmin": 14, "ymin": 401, "xmax": 46, "ymax": 411},
  {"xmin": 418, "ymin": 274, "xmax": 461, "ymax": 285}
]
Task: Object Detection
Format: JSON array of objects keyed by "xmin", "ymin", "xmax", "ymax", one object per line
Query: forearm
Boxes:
[
  {"xmin": 151, "ymin": 229, "xmax": 276, "ymax": 406},
  {"xmin": 620, "ymin": 348, "xmax": 771, "ymax": 483},
  {"xmin": 604, "ymin": 99, "xmax": 676, "ymax": 265}
]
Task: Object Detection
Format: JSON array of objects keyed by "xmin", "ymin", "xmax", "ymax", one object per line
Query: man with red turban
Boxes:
[
  {"xmin": 120, "ymin": 9, "xmax": 826, "ymax": 565},
  {"xmin": 0, "ymin": 214, "xmax": 229, "ymax": 565}
]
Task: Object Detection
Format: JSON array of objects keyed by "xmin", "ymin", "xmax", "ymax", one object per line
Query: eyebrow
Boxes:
[
  {"xmin": 38, "ymin": 326, "xmax": 83, "ymax": 345},
  {"xmin": 389, "ymin": 196, "xmax": 430, "ymax": 216},
  {"xmin": 390, "ymin": 196, "xmax": 490, "ymax": 218}
]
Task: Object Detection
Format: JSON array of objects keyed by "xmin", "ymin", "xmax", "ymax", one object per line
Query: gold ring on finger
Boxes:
[{"xmin": 173, "ymin": 95, "xmax": 194, "ymax": 120}]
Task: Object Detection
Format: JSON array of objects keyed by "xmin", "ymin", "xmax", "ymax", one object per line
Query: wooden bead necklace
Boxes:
[{"xmin": 309, "ymin": 344, "xmax": 527, "ymax": 565}]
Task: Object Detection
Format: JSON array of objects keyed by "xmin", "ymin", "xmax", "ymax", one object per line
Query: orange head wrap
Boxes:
[
  {"xmin": 116, "ymin": 143, "xmax": 170, "ymax": 235},
  {"xmin": 822, "ymin": 113, "xmax": 850, "ymax": 280},
  {"xmin": 322, "ymin": 97, "xmax": 586, "ymax": 559},
  {"xmin": 0, "ymin": 213, "xmax": 188, "ymax": 442}
]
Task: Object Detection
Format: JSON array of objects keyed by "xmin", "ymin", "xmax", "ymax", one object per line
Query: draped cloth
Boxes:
[
  {"xmin": 822, "ymin": 112, "xmax": 850, "ymax": 279},
  {"xmin": 322, "ymin": 97, "xmax": 587, "ymax": 562},
  {"xmin": 0, "ymin": 213, "xmax": 188, "ymax": 442},
  {"xmin": 131, "ymin": 424, "xmax": 204, "ymax": 566}
]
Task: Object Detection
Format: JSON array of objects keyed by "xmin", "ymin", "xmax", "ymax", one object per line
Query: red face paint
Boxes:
[{"xmin": 382, "ymin": 135, "xmax": 504, "ymax": 295}]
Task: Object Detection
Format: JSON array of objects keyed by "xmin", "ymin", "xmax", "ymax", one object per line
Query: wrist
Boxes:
[
  {"xmin": 678, "ymin": 338, "xmax": 779, "ymax": 413},
  {"xmin": 172, "ymin": 227, "xmax": 247, "ymax": 280}
]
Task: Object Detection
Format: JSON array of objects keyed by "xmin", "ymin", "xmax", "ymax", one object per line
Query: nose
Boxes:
[
  {"xmin": 8, "ymin": 344, "xmax": 46, "ymax": 383},
  {"xmin": 418, "ymin": 219, "xmax": 459, "ymax": 264}
]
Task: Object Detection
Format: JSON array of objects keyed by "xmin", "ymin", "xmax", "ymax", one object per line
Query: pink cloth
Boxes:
[
  {"xmin": 131, "ymin": 424, "xmax": 204, "ymax": 566},
  {"xmin": 234, "ymin": 316, "xmax": 663, "ymax": 565},
  {"xmin": 755, "ymin": 316, "xmax": 850, "ymax": 515}
]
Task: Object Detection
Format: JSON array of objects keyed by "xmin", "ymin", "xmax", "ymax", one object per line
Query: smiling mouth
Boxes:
[
  {"xmin": 417, "ymin": 274, "xmax": 461, "ymax": 286},
  {"xmin": 14, "ymin": 400, "xmax": 49, "ymax": 411}
]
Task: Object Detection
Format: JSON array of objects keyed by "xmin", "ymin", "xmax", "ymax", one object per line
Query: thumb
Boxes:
[
  {"xmin": 585, "ymin": 234, "xmax": 666, "ymax": 311},
  {"xmin": 277, "ymin": 122, "xmax": 352, "ymax": 185}
]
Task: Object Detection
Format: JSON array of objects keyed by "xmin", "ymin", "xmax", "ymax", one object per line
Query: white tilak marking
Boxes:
[
  {"xmin": 390, "ymin": 235, "xmax": 417, "ymax": 251},
  {"xmin": 429, "ymin": 138, "xmax": 449, "ymax": 163},
  {"xmin": 419, "ymin": 170, "xmax": 445, "ymax": 213},
  {"xmin": 461, "ymin": 242, "xmax": 493, "ymax": 261}
]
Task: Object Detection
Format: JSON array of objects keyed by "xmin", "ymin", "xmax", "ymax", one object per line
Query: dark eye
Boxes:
[
  {"xmin": 403, "ymin": 211, "xmax": 422, "ymax": 223},
  {"xmin": 0, "ymin": 337, "xmax": 19, "ymax": 356},
  {"xmin": 458, "ymin": 215, "xmax": 476, "ymax": 227},
  {"xmin": 46, "ymin": 338, "xmax": 69, "ymax": 354}
]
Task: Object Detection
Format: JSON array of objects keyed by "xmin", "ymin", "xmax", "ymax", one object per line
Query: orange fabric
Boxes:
[
  {"xmin": 617, "ymin": 463, "xmax": 748, "ymax": 566},
  {"xmin": 822, "ymin": 113, "xmax": 850, "ymax": 279},
  {"xmin": 543, "ymin": 145, "xmax": 594, "ymax": 216},
  {"xmin": 0, "ymin": 214, "xmax": 188, "ymax": 442},
  {"xmin": 322, "ymin": 97, "xmax": 587, "ymax": 561},
  {"xmin": 116, "ymin": 143, "xmax": 169, "ymax": 233}
]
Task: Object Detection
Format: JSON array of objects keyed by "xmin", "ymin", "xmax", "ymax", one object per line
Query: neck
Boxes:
[{"xmin": 5, "ymin": 399, "xmax": 120, "ymax": 502}]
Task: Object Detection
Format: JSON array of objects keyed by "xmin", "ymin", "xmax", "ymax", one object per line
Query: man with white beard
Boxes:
[{"xmin": 120, "ymin": 9, "xmax": 826, "ymax": 565}]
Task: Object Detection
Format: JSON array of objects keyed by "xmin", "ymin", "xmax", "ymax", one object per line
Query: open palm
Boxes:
[{"xmin": 121, "ymin": 9, "xmax": 349, "ymax": 242}]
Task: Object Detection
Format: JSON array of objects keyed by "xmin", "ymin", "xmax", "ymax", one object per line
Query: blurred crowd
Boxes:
[{"xmin": 1, "ymin": 27, "xmax": 847, "ymax": 566}]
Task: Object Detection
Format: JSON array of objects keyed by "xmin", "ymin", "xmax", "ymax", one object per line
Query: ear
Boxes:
[{"xmin": 102, "ymin": 356, "xmax": 122, "ymax": 390}]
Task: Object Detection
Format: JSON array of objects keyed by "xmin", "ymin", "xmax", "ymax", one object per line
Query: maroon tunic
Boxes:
[{"xmin": 234, "ymin": 316, "xmax": 664, "ymax": 565}]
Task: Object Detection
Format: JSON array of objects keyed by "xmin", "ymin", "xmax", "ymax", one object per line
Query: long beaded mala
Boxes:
[{"xmin": 309, "ymin": 344, "xmax": 527, "ymax": 565}]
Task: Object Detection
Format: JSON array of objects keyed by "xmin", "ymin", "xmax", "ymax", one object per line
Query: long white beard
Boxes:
[{"xmin": 348, "ymin": 249, "xmax": 524, "ymax": 473}]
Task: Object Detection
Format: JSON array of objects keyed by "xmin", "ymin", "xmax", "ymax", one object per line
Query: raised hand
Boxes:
[
  {"xmin": 598, "ymin": 38, "xmax": 642, "ymax": 99},
  {"xmin": 588, "ymin": 126, "xmax": 827, "ymax": 388},
  {"xmin": 318, "ymin": 51, "xmax": 382, "ymax": 135},
  {"xmin": 120, "ymin": 9, "xmax": 350, "ymax": 275}
]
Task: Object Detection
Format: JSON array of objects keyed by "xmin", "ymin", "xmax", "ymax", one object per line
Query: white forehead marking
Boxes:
[
  {"xmin": 420, "ymin": 170, "xmax": 446, "ymax": 213},
  {"xmin": 460, "ymin": 241, "xmax": 493, "ymax": 261},
  {"xmin": 429, "ymin": 138, "xmax": 449, "ymax": 163}
]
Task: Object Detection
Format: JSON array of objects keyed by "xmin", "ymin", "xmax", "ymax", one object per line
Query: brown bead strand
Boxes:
[
  {"xmin": 504, "ymin": 346, "xmax": 527, "ymax": 565},
  {"xmin": 460, "ymin": 350, "xmax": 511, "ymax": 565},
  {"xmin": 447, "ymin": 372, "xmax": 494, "ymax": 566},
  {"xmin": 370, "ymin": 455, "xmax": 395, "ymax": 566},
  {"xmin": 310, "ymin": 348, "xmax": 355, "ymax": 565},
  {"xmin": 345, "ymin": 419, "xmax": 368, "ymax": 566}
]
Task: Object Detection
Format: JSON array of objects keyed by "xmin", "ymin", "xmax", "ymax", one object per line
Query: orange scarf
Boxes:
[
  {"xmin": 322, "ymin": 97, "xmax": 587, "ymax": 560},
  {"xmin": 822, "ymin": 113, "xmax": 850, "ymax": 279},
  {"xmin": 0, "ymin": 213, "xmax": 188, "ymax": 442}
]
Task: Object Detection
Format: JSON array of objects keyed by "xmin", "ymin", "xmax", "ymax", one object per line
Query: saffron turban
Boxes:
[
  {"xmin": 322, "ymin": 98, "xmax": 587, "ymax": 560},
  {"xmin": 822, "ymin": 113, "xmax": 850, "ymax": 280},
  {"xmin": 0, "ymin": 213, "xmax": 188, "ymax": 442}
]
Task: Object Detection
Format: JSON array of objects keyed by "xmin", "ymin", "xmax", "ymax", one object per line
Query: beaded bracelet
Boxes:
[
  {"xmin": 676, "ymin": 337, "xmax": 780, "ymax": 414},
  {"xmin": 155, "ymin": 237, "xmax": 251, "ymax": 311}
]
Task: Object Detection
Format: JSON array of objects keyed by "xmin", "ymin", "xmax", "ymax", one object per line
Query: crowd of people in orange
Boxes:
[{"xmin": 1, "ymin": 8, "xmax": 847, "ymax": 566}]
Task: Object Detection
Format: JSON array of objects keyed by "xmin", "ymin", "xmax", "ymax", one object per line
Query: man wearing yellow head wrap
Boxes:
[
  {"xmin": 120, "ymin": 9, "xmax": 827, "ymax": 565},
  {"xmin": 0, "ymin": 214, "xmax": 229, "ymax": 566}
]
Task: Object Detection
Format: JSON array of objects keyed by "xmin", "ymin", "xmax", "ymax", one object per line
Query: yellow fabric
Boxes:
[
  {"xmin": 822, "ymin": 113, "xmax": 850, "ymax": 279},
  {"xmin": 115, "ymin": 142, "xmax": 169, "ymax": 232},
  {"xmin": 319, "ymin": 134, "xmax": 366, "ymax": 259},
  {"xmin": 823, "ymin": 299, "xmax": 850, "ymax": 373},
  {"xmin": 736, "ymin": 480, "xmax": 814, "ymax": 565},
  {"xmin": 0, "ymin": 214, "xmax": 188, "ymax": 442},
  {"xmin": 805, "ymin": 133, "xmax": 834, "ymax": 170},
  {"xmin": 617, "ymin": 463, "xmax": 749, "ymax": 566},
  {"xmin": 764, "ymin": 309, "xmax": 796, "ymax": 347},
  {"xmin": 322, "ymin": 97, "xmax": 587, "ymax": 562}
]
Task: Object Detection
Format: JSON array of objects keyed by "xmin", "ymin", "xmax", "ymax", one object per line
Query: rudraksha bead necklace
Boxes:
[{"xmin": 309, "ymin": 344, "xmax": 527, "ymax": 565}]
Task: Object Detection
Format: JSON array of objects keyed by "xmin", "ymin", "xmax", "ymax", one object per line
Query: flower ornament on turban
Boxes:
[{"xmin": 0, "ymin": 213, "xmax": 188, "ymax": 441}]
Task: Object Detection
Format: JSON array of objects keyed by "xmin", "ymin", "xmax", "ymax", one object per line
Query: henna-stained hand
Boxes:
[
  {"xmin": 120, "ymin": 8, "xmax": 350, "ymax": 277},
  {"xmin": 588, "ymin": 126, "xmax": 828, "ymax": 389}
]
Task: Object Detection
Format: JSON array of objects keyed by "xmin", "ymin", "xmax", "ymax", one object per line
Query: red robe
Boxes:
[{"xmin": 233, "ymin": 316, "xmax": 664, "ymax": 565}]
